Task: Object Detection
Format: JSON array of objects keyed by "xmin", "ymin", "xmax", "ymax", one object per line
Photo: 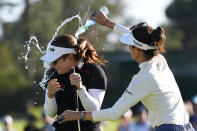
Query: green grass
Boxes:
[
  {"xmin": 2, "ymin": 106, "xmax": 121, "ymax": 131},
  {"xmin": 103, "ymin": 120, "xmax": 121, "ymax": 131}
]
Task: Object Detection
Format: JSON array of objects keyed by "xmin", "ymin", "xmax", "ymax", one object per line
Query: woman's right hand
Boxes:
[
  {"xmin": 47, "ymin": 79, "xmax": 61, "ymax": 99},
  {"xmin": 90, "ymin": 11, "xmax": 115, "ymax": 29}
]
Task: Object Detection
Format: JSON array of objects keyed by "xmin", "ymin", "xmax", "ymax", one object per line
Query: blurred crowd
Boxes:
[
  {"xmin": 1, "ymin": 96, "xmax": 197, "ymax": 131},
  {"xmin": 0, "ymin": 112, "xmax": 54, "ymax": 131}
]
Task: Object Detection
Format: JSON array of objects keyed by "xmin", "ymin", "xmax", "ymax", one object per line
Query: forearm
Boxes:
[
  {"xmin": 77, "ymin": 88, "xmax": 105, "ymax": 111},
  {"xmin": 90, "ymin": 11, "xmax": 130, "ymax": 34},
  {"xmin": 104, "ymin": 19, "xmax": 116, "ymax": 29},
  {"xmin": 44, "ymin": 90, "xmax": 57, "ymax": 117},
  {"xmin": 103, "ymin": 19, "xmax": 130, "ymax": 35},
  {"xmin": 92, "ymin": 87, "xmax": 145, "ymax": 121}
]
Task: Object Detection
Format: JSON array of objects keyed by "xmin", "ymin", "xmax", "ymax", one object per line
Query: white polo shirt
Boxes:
[{"xmin": 92, "ymin": 24, "xmax": 189, "ymax": 127}]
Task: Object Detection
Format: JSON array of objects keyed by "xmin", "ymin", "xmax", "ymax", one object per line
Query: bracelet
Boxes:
[{"xmin": 81, "ymin": 111, "xmax": 86, "ymax": 121}]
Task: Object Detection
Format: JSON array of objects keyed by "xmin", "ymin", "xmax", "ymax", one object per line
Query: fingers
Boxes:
[
  {"xmin": 90, "ymin": 11, "xmax": 98, "ymax": 17},
  {"xmin": 69, "ymin": 73, "xmax": 82, "ymax": 87},
  {"xmin": 70, "ymin": 73, "xmax": 81, "ymax": 81},
  {"xmin": 47, "ymin": 79, "xmax": 62, "ymax": 97},
  {"xmin": 57, "ymin": 110, "xmax": 78, "ymax": 123},
  {"xmin": 48, "ymin": 79, "xmax": 60, "ymax": 88},
  {"xmin": 56, "ymin": 114, "xmax": 65, "ymax": 124}
]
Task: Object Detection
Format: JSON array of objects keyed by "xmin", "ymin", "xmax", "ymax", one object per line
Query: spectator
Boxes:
[
  {"xmin": 1, "ymin": 115, "xmax": 16, "ymax": 131},
  {"xmin": 41, "ymin": 112, "xmax": 54, "ymax": 131},
  {"xmin": 129, "ymin": 107, "xmax": 152, "ymax": 131},
  {"xmin": 185, "ymin": 99, "xmax": 197, "ymax": 131},
  {"xmin": 24, "ymin": 114, "xmax": 40, "ymax": 131},
  {"xmin": 118, "ymin": 109, "xmax": 133, "ymax": 131}
]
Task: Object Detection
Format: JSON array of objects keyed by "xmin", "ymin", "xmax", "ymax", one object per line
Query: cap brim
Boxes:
[
  {"xmin": 40, "ymin": 52, "xmax": 62, "ymax": 63},
  {"xmin": 120, "ymin": 34, "xmax": 134, "ymax": 46}
]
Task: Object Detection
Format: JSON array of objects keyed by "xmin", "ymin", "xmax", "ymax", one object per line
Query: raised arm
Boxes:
[{"xmin": 90, "ymin": 11, "xmax": 130, "ymax": 34}]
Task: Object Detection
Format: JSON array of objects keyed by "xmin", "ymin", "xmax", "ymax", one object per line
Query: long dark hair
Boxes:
[
  {"xmin": 131, "ymin": 22, "xmax": 166, "ymax": 60},
  {"xmin": 51, "ymin": 34, "xmax": 108, "ymax": 65}
]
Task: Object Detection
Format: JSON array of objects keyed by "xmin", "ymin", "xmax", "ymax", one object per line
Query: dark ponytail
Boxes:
[
  {"xmin": 151, "ymin": 27, "xmax": 166, "ymax": 53},
  {"xmin": 132, "ymin": 23, "xmax": 166, "ymax": 60},
  {"xmin": 75, "ymin": 38, "xmax": 108, "ymax": 65}
]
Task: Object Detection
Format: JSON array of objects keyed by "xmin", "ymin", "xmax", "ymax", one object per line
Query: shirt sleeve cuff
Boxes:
[
  {"xmin": 92, "ymin": 111, "xmax": 98, "ymax": 121},
  {"xmin": 113, "ymin": 23, "xmax": 130, "ymax": 34},
  {"xmin": 46, "ymin": 96, "xmax": 56, "ymax": 103},
  {"xmin": 77, "ymin": 87, "xmax": 87, "ymax": 94}
]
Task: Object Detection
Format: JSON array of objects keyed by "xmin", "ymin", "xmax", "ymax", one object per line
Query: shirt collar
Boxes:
[
  {"xmin": 139, "ymin": 56, "xmax": 156, "ymax": 69},
  {"xmin": 77, "ymin": 59, "xmax": 84, "ymax": 69}
]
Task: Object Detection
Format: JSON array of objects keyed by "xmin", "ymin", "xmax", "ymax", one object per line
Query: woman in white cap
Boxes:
[
  {"xmin": 56, "ymin": 12, "xmax": 195, "ymax": 131},
  {"xmin": 1, "ymin": 115, "xmax": 15, "ymax": 131},
  {"xmin": 41, "ymin": 34, "xmax": 107, "ymax": 131}
]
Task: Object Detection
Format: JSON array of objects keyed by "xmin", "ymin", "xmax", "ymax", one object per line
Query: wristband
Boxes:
[{"xmin": 81, "ymin": 111, "xmax": 86, "ymax": 121}]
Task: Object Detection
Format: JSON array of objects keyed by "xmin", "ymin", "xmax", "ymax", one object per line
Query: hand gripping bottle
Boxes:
[{"xmin": 83, "ymin": 6, "xmax": 109, "ymax": 31}]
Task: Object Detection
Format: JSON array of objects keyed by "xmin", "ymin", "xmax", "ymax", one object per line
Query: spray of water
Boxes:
[
  {"xmin": 39, "ymin": 14, "xmax": 82, "ymax": 90},
  {"xmin": 25, "ymin": 36, "xmax": 44, "ymax": 69},
  {"xmin": 24, "ymin": 9, "xmax": 95, "ymax": 91},
  {"xmin": 75, "ymin": 6, "xmax": 91, "ymax": 38},
  {"xmin": 47, "ymin": 15, "xmax": 81, "ymax": 48}
]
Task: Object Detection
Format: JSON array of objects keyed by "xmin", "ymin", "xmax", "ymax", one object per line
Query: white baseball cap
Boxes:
[
  {"xmin": 120, "ymin": 31, "xmax": 157, "ymax": 50},
  {"xmin": 2, "ymin": 115, "xmax": 13, "ymax": 124},
  {"xmin": 40, "ymin": 45, "xmax": 77, "ymax": 63}
]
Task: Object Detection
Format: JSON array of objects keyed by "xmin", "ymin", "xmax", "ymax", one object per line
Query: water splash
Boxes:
[
  {"xmin": 75, "ymin": 6, "xmax": 109, "ymax": 38},
  {"xmin": 24, "ymin": 11, "xmax": 92, "ymax": 90},
  {"xmin": 47, "ymin": 14, "xmax": 81, "ymax": 48},
  {"xmin": 24, "ymin": 36, "xmax": 44, "ymax": 69},
  {"xmin": 39, "ymin": 15, "xmax": 82, "ymax": 90},
  {"xmin": 75, "ymin": 6, "xmax": 91, "ymax": 38}
]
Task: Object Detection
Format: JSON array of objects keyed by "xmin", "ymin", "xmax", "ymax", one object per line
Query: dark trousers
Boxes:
[
  {"xmin": 155, "ymin": 122, "xmax": 195, "ymax": 131},
  {"xmin": 55, "ymin": 126, "xmax": 102, "ymax": 131}
]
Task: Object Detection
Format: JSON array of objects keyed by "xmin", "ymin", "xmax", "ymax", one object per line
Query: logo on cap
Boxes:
[{"xmin": 49, "ymin": 48, "xmax": 55, "ymax": 52}]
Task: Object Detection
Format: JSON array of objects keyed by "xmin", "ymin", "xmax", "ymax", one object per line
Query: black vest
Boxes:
[{"xmin": 46, "ymin": 63, "xmax": 107, "ymax": 131}]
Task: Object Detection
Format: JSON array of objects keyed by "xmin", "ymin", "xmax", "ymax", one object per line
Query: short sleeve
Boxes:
[{"xmin": 87, "ymin": 64, "xmax": 107, "ymax": 90}]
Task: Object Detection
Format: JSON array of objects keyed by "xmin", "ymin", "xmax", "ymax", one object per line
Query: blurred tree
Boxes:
[
  {"xmin": 0, "ymin": 44, "xmax": 29, "ymax": 92},
  {"xmin": 164, "ymin": 24, "xmax": 184, "ymax": 50},
  {"xmin": 166, "ymin": 0, "xmax": 197, "ymax": 49}
]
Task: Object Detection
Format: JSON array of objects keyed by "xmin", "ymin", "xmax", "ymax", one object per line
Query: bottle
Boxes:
[
  {"xmin": 75, "ymin": 7, "xmax": 109, "ymax": 38},
  {"xmin": 83, "ymin": 6, "xmax": 109, "ymax": 31}
]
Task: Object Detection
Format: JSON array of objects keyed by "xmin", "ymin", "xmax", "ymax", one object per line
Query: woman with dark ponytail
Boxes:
[
  {"xmin": 58, "ymin": 12, "xmax": 195, "ymax": 131},
  {"xmin": 40, "ymin": 34, "xmax": 107, "ymax": 131}
]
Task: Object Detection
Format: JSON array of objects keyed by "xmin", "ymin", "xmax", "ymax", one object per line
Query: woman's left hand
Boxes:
[
  {"xmin": 56, "ymin": 110, "xmax": 81, "ymax": 123},
  {"xmin": 69, "ymin": 73, "xmax": 84, "ymax": 90}
]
